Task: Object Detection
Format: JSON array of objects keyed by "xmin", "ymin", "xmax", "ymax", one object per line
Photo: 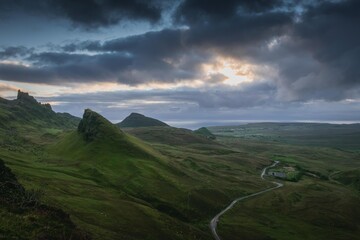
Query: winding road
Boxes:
[{"xmin": 210, "ymin": 161, "xmax": 284, "ymax": 240}]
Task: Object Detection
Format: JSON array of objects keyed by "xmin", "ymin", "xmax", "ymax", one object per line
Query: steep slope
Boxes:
[
  {"xmin": 0, "ymin": 159, "xmax": 90, "ymax": 239},
  {"xmin": 45, "ymin": 109, "xmax": 265, "ymax": 240},
  {"xmin": 117, "ymin": 112, "xmax": 169, "ymax": 128},
  {"xmin": 0, "ymin": 90, "xmax": 80, "ymax": 130},
  {"xmin": 52, "ymin": 109, "xmax": 160, "ymax": 161},
  {"xmin": 47, "ymin": 109, "xmax": 214, "ymax": 239},
  {"xmin": 117, "ymin": 114, "xmax": 219, "ymax": 147},
  {"xmin": 1, "ymin": 100, "xmax": 359, "ymax": 240}
]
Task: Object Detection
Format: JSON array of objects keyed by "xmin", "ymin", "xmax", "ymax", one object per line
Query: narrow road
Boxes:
[{"xmin": 210, "ymin": 161, "xmax": 283, "ymax": 240}]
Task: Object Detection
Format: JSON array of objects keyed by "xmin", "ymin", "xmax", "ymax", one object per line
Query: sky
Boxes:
[{"xmin": 0, "ymin": 0, "xmax": 359, "ymax": 128}]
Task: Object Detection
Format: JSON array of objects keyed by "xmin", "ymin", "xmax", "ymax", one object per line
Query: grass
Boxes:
[
  {"xmin": 217, "ymin": 178, "xmax": 360, "ymax": 240},
  {"xmin": 207, "ymin": 123, "xmax": 360, "ymax": 240},
  {"xmin": 0, "ymin": 158, "xmax": 89, "ymax": 240},
  {"xmin": 1, "ymin": 102, "xmax": 360, "ymax": 240},
  {"xmin": 209, "ymin": 123, "xmax": 360, "ymax": 150},
  {"xmin": 332, "ymin": 169, "xmax": 360, "ymax": 191},
  {"xmin": 0, "ymin": 111, "xmax": 272, "ymax": 239}
]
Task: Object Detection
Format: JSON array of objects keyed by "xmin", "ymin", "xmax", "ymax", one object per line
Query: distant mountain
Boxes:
[
  {"xmin": 194, "ymin": 127, "xmax": 216, "ymax": 140},
  {"xmin": 117, "ymin": 112, "xmax": 169, "ymax": 128},
  {"xmin": 52, "ymin": 109, "xmax": 160, "ymax": 161},
  {"xmin": 117, "ymin": 114, "xmax": 220, "ymax": 147},
  {"xmin": 0, "ymin": 90, "xmax": 80, "ymax": 130}
]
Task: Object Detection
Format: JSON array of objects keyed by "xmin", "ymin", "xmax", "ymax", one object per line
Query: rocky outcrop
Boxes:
[{"xmin": 78, "ymin": 109, "xmax": 122, "ymax": 141}]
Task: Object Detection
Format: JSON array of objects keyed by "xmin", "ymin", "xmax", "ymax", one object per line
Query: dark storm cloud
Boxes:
[
  {"xmin": 0, "ymin": 0, "xmax": 165, "ymax": 28},
  {"xmin": 0, "ymin": 0, "xmax": 359, "ymax": 107},
  {"xmin": 62, "ymin": 29, "xmax": 187, "ymax": 58},
  {"xmin": 0, "ymin": 41, "xmax": 204, "ymax": 85},
  {"xmin": 173, "ymin": 0, "xmax": 360, "ymax": 102},
  {"xmin": 0, "ymin": 64, "xmax": 53, "ymax": 83},
  {"xmin": 271, "ymin": 0, "xmax": 360, "ymax": 101},
  {"xmin": 0, "ymin": 1, "xmax": 293, "ymax": 86},
  {"xmin": 295, "ymin": 0, "xmax": 360, "ymax": 81},
  {"xmin": 0, "ymin": 28, "xmax": 211, "ymax": 85},
  {"xmin": 186, "ymin": 11, "xmax": 291, "ymax": 52},
  {"xmin": 0, "ymin": 52, "xmax": 134, "ymax": 83},
  {"xmin": 0, "ymin": 46, "xmax": 33, "ymax": 59},
  {"xmin": 42, "ymin": 11, "xmax": 289, "ymax": 85},
  {"xmin": 52, "ymin": 0, "xmax": 166, "ymax": 28},
  {"xmin": 175, "ymin": 0, "xmax": 284, "ymax": 24}
]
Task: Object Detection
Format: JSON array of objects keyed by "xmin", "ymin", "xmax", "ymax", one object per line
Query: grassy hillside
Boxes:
[
  {"xmin": 218, "ymin": 178, "xmax": 360, "ymax": 240},
  {"xmin": 0, "ymin": 159, "xmax": 89, "ymax": 239},
  {"xmin": 209, "ymin": 123, "xmax": 360, "ymax": 240},
  {"xmin": 1, "ymin": 94, "xmax": 360, "ymax": 240},
  {"xmin": 0, "ymin": 109, "xmax": 271, "ymax": 239},
  {"xmin": 123, "ymin": 126, "xmax": 219, "ymax": 147},
  {"xmin": 332, "ymin": 169, "xmax": 360, "ymax": 191},
  {"xmin": 0, "ymin": 90, "xmax": 80, "ymax": 150},
  {"xmin": 0, "ymin": 90, "xmax": 79, "ymax": 131},
  {"xmin": 117, "ymin": 112, "xmax": 169, "ymax": 128},
  {"xmin": 209, "ymin": 123, "xmax": 360, "ymax": 150}
]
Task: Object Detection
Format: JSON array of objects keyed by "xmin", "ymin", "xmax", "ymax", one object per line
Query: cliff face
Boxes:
[
  {"xmin": 78, "ymin": 109, "xmax": 123, "ymax": 141},
  {"xmin": 0, "ymin": 159, "xmax": 91, "ymax": 239},
  {"xmin": 16, "ymin": 90, "xmax": 52, "ymax": 110},
  {"xmin": 16, "ymin": 90, "xmax": 38, "ymax": 104},
  {"xmin": 0, "ymin": 90, "xmax": 80, "ymax": 130}
]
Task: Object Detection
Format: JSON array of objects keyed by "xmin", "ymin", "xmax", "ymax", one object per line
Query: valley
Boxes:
[
  {"xmin": 0, "ymin": 92, "xmax": 360, "ymax": 240},
  {"xmin": 210, "ymin": 161, "xmax": 284, "ymax": 240}
]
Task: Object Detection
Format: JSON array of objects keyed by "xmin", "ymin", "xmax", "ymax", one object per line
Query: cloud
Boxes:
[
  {"xmin": 0, "ymin": 0, "xmax": 166, "ymax": 29},
  {"xmin": 0, "ymin": 52, "xmax": 135, "ymax": 84},
  {"xmin": 0, "ymin": 1, "xmax": 292, "ymax": 86},
  {"xmin": 272, "ymin": 0, "xmax": 360, "ymax": 101},
  {"xmin": 38, "ymin": 81, "xmax": 277, "ymax": 109},
  {"xmin": 0, "ymin": 83, "xmax": 18, "ymax": 94},
  {"xmin": 0, "ymin": 28, "xmax": 211, "ymax": 85},
  {"xmin": 0, "ymin": 46, "xmax": 33, "ymax": 59},
  {"xmin": 0, "ymin": 0, "xmax": 359, "ymax": 108},
  {"xmin": 26, "ymin": 9, "xmax": 289, "ymax": 85},
  {"xmin": 174, "ymin": 0, "xmax": 284, "ymax": 25}
]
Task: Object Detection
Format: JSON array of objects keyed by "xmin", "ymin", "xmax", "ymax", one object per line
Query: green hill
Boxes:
[
  {"xmin": 52, "ymin": 109, "xmax": 160, "ymax": 161},
  {"xmin": 123, "ymin": 126, "xmax": 221, "ymax": 148},
  {"xmin": 117, "ymin": 114, "xmax": 218, "ymax": 147},
  {"xmin": 40, "ymin": 109, "xmax": 266, "ymax": 239},
  {"xmin": 117, "ymin": 112, "xmax": 169, "ymax": 128},
  {"xmin": 2, "ymin": 94, "xmax": 359, "ymax": 239},
  {"xmin": 194, "ymin": 127, "xmax": 216, "ymax": 140},
  {"xmin": 0, "ymin": 94, "xmax": 267, "ymax": 240},
  {"xmin": 332, "ymin": 169, "xmax": 360, "ymax": 191},
  {"xmin": 45, "ymin": 110, "xmax": 225, "ymax": 239},
  {"xmin": 0, "ymin": 90, "xmax": 79, "ymax": 130}
]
